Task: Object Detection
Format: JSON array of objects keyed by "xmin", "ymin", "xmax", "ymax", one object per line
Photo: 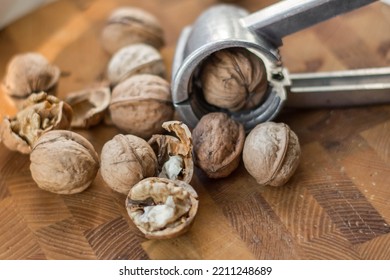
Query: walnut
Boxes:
[
  {"xmin": 2, "ymin": 52, "xmax": 60, "ymax": 99},
  {"xmin": 0, "ymin": 92, "xmax": 72, "ymax": 154},
  {"xmin": 101, "ymin": 7, "xmax": 165, "ymax": 55},
  {"xmin": 126, "ymin": 177, "xmax": 199, "ymax": 239},
  {"xmin": 199, "ymin": 47, "xmax": 268, "ymax": 112},
  {"xmin": 100, "ymin": 134, "xmax": 158, "ymax": 195},
  {"xmin": 148, "ymin": 121, "xmax": 194, "ymax": 183},
  {"xmin": 109, "ymin": 74, "xmax": 174, "ymax": 139},
  {"xmin": 29, "ymin": 130, "xmax": 99, "ymax": 194},
  {"xmin": 65, "ymin": 86, "xmax": 111, "ymax": 128},
  {"xmin": 107, "ymin": 43, "xmax": 166, "ymax": 86},
  {"xmin": 192, "ymin": 112, "xmax": 245, "ymax": 178},
  {"xmin": 242, "ymin": 122, "xmax": 301, "ymax": 187}
]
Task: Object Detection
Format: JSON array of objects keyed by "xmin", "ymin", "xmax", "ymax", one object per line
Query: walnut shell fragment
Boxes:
[
  {"xmin": 243, "ymin": 122, "xmax": 301, "ymax": 187},
  {"xmin": 126, "ymin": 177, "xmax": 199, "ymax": 239},
  {"xmin": 109, "ymin": 74, "xmax": 174, "ymax": 139},
  {"xmin": 30, "ymin": 130, "xmax": 100, "ymax": 194},
  {"xmin": 148, "ymin": 121, "xmax": 194, "ymax": 183},
  {"xmin": 0, "ymin": 92, "xmax": 72, "ymax": 154},
  {"xmin": 192, "ymin": 112, "xmax": 245, "ymax": 178},
  {"xmin": 65, "ymin": 86, "xmax": 110, "ymax": 128},
  {"xmin": 101, "ymin": 6, "xmax": 165, "ymax": 55},
  {"xmin": 100, "ymin": 134, "xmax": 158, "ymax": 195}
]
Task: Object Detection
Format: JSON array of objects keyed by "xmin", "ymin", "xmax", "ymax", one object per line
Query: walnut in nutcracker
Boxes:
[
  {"xmin": 199, "ymin": 47, "xmax": 268, "ymax": 112},
  {"xmin": 243, "ymin": 122, "xmax": 301, "ymax": 187},
  {"xmin": 192, "ymin": 112, "xmax": 245, "ymax": 178},
  {"xmin": 30, "ymin": 130, "xmax": 99, "ymax": 194},
  {"xmin": 109, "ymin": 74, "xmax": 174, "ymax": 139},
  {"xmin": 126, "ymin": 177, "xmax": 199, "ymax": 239},
  {"xmin": 101, "ymin": 7, "xmax": 165, "ymax": 55}
]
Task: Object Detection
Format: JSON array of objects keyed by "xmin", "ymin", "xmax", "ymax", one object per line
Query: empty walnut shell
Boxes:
[
  {"xmin": 109, "ymin": 74, "xmax": 174, "ymax": 139},
  {"xmin": 126, "ymin": 177, "xmax": 199, "ymax": 239},
  {"xmin": 100, "ymin": 134, "xmax": 158, "ymax": 195},
  {"xmin": 107, "ymin": 43, "xmax": 166, "ymax": 86},
  {"xmin": 30, "ymin": 130, "xmax": 100, "ymax": 194},
  {"xmin": 192, "ymin": 112, "xmax": 245, "ymax": 178},
  {"xmin": 243, "ymin": 122, "xmax": 301, "ymax": 187},
  {"xmin": 65, "ymin": 86, "xmax": 111, "ymax": 128},
  {"xmin": 0, "ymin": 92, "xmax": 72, "ymax": 154},
  {"xmin": 148, "ymin": 121, "xmax": 194, "ymax": 183},
  {"xmin": 199, "ymin": 47, "xmax": 268, "ymax": 112},
  {"xmin": 101, "ymin": 7, "xmax": 165, "ymax": 55},
  {"xmin": 2, "ymin": 52, "xmax": 60, "ymax": 99}
]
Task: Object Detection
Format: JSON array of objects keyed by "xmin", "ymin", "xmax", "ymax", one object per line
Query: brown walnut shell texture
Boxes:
[
  {"xmin": 30, "ymin": 130, "xmax": 100, "ymax": 194},
  {"xmin": 126, "ymin": 177, "xmax": 199, "ymax": 239},
  {"xmin": 192, "ymin": 112, "xmax": 245, "ymax": 178},
  {"xmin": 100, "ymin": 134, "xmax": 158, "ymax": 195},
  {"xmin": 109, "ymin": 74, "xmax": 174, "ymax": 139},
  {"xmin": 0, "ymin": 92, "xmax": 72, "ymax": 154},
  {"xmin": 101, "ymin": 7, "xmax": 165, "ymax": 55},
  {"xmin": 243, "ymin": 122, "xmax": 301, "ymax": 187},
  {"xmin": 200, "ymin": 47, "xmax": 268, "ymax": 112}
]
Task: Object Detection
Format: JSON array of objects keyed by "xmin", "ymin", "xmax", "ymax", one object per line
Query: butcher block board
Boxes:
[{"xmin": 1, "ymin": 0, "xmax": 390, "ymax": 260}]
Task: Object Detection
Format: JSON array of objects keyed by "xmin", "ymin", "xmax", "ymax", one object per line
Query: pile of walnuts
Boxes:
[{"xmin": 0, "ymin": 6, "xmax": 301, "ymax": 240}]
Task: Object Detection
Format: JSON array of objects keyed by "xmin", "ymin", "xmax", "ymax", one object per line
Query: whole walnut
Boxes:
[
  {"xmin": 126, "ymin": 177, "xmax": 199, "ymax": 239},
  {"xmin": 30, "ymin": 130, "xmax": 100, "ymax": 194},
  {"xmin": 100, "ymin": 134, "xmax": 158, "ymax": 195},
  {"xmin": 199, "ymin": 47, "xmax": 268, "ymax": 112},
  {"xmin": 107, "ymin": 43, "xmax": 166, "ymax": 86},
  {"xmin": 192, "ymin": 112, "xmax": 245, "ymax": 178},
  {"xmin": 0, "ymin": 92, "xmax": 72, "ymax": 154},
  {"xmin": 101, "ymin": 7, "xmax": 165, "ymax": 55},
  {"xmin": 109, "ymin": 74, "xmax": 174, "ymax": 139},
  {"xmin": 243, "ymin": 122, "xmax": 301, "ymax": 187}
]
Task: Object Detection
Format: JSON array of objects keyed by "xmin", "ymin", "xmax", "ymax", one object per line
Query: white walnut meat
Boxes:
[
  {"xmin": 100, "ymin": 134, "xmax": 158, "ymax": 195},
  {"xmin": 30, "ymin": 130, "xmax": 99, "ymax": 194},
  {"xmin": 148, "ymin": 121, "xmax": 194, "ymax": 183},
  {"xmin": 65, "ymin": 86, "xmax": 111, "ymax": 128},
  {"xmin": 126, "ymin": 177, "xmax": 199, "ymax": 239},
  {"xmin": 107, "ymin": 43, "xmax": 166, "ymax": 86},
  {"xmin": 0, "ymin": 92, "xmax": 72, "ymax": 154},
  {"xmin": 243, "ymin": 122, "xmax": 301, "ymax": 187},
  {"xmin": 101, "ymin": 6, "xmax": 165, "ymax": 55},
  {"xmin": 2, "ymin": 52, "xmax": 60, "ymax": 99},
  {"xmin": 109, "ymin": 74, "xmax": 174, "ymax": 139},
  {"xmin": 192, "ymin": 112, "xmax": 245, "ymax": 178},
  {"xmin": 199, "ymin": 47, "xmax": 268, "ymax": 112}
]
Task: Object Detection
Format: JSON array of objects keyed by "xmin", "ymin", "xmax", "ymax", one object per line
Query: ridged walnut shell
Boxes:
[
  {"xmin": 101, "ymin": 7, "xmax": 165, "ymax": 55},
  {"xmin": 126, "ymin": 177, "xmax": 199, "ymax": 239},
  {"xmin": 100, "ymin": 134, "xmax": 158, "ymax": 195},
  {"xmin": 30, "ymin": 130, "xmax": 99, "ymax": 194},
  {"xmin": 109, "ymin": 74, "xmax": 174, "ymax": 139},
  {"xmin": 192, "ymin": 112, "xmax": 245, "ymax": 178},
  {"xmin": 243, "ymin": 122, "xmax": 301, "ymax": 187}
]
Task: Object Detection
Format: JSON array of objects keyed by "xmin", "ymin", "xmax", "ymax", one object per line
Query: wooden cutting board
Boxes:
[{"xmin": 1, "ymin": 0, "xmax": 390, "ymax": 260}]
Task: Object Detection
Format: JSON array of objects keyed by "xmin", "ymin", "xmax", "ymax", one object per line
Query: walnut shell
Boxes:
[
  {"xmin": 101, "ymin": 7, "xmax": 165, "ymax": 55},
  {"xmin": 0, "ymin": 92, "xmax": 72, "ymax": 154},
  {"xmin": 192, "ymin": 112, "xmax": 245, "ymax": 178},
  {"xmin": 100, "ymin": 134, "xmax": 158, "ymax": 195},
  {"xmin": 199, "ymin": 47, "xmax": 268, "ymax": 112},
  {"xmin": 65, "ymin": 86, "xmax": 111, "ymax": 128},
  {"xmin": 2, "ymin": 52, "xmax": 60, "ymax": 99},
  {"xmin": 243, "ymin": 122, "xmax": 301, "ymax": 187},
  {"xmin": 148, "ymin": 121, "xmax": 194, "ymax": 183},
  {"xmin": 126, "ymin": 177, "xmax": 199, "ymax": 239},
  {"xmin": 107, "ymin": 43, "xmax": 166, "ymax": 86},
  {"xmin": 30, "ymin": 130, "xmax": 99, "ymax": 194},
  {"xmin": 109, "ymin": 74, "xmax": 174, "ymax": 139}
]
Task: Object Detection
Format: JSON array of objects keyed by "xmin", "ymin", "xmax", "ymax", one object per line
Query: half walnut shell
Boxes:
[{"xmin": 126, "ymin": 177, "xmax": 199, "ymax": 239}]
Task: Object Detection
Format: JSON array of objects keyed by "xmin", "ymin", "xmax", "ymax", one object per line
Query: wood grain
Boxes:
[{"xmin": 1, "ymin": 0, "xmax": 390, "ymax": 260}]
